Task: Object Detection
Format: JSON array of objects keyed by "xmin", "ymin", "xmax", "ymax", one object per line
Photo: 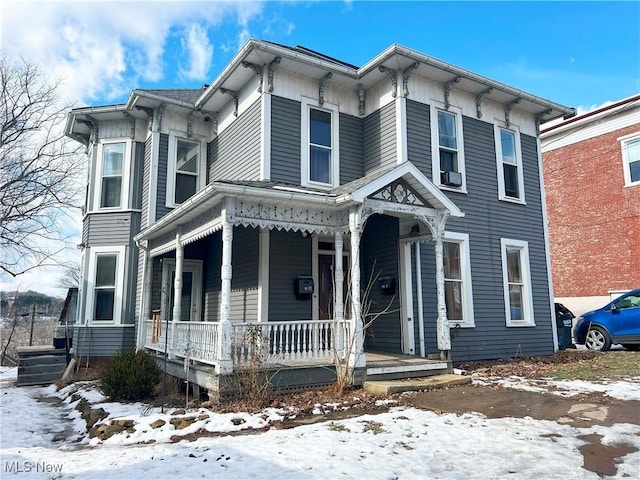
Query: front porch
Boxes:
[{"xmin": 135, "ymin": 164, "xmax": 464, "ymax": 393}]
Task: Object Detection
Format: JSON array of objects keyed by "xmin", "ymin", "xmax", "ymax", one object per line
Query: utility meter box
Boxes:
[{"xmin": 294, "ymin": 276, "xmax": 314, "ymax": 300}]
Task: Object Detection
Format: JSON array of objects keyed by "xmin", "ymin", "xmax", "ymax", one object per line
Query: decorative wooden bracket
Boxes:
[
  {"xmin": 475, "ymin": 87, "xmax": 493, "ymax": 119},
  {"xmin": 443, "ymin": 76, "xmax": 461, "ymax": 111},
  {"xmin": 379, "ymin": 66, "xmax": 398, "ymax": 98},
  {"xmin": 357, "ymin": 83, "xmax": 365, "ymax": 117},
  {"xmin": 267, "ymin": 56, "xmax": 281, "ymax": 93},
  {"xmin": 122, "ymin": 112, "xmax": 136, "ymax": 138},
  {"xmin": 505, "ymin": 98, "xmax": 521, "ymax": 127},
  {"xmin": 242, "ymin": 61, "xmax": 263, "ymax": 93},
  {"xmin": 186, "ymin": 115, "xmax": 193, "ymax": 138},
  {"xmin": 535, "ymin": 108, "xmax": 552, "ymax": 134},
  {"xmin": 402, "ymin": 62, "xmax": 419, "ymax": 97},
  {"xmin": 78, "ymin": 115, "xmax": 99, "ymax": 145},
  {"xmin": 318, "ymin": 72, "xmax": 333, "ymax": 106},
  {"xmin": 154, "ymin": 104, "xmax": 166, "ymax": 132},
  {"xmin": 220, "ymin": 88, "xmax": 239, "ymax": 117}
]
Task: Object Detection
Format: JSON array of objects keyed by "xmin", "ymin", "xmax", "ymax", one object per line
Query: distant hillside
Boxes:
[{"xmin": 0, "ymin": 291, "xmax": 64, "ymax": 318}]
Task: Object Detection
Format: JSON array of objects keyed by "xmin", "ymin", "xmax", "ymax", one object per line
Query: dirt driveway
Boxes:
[{"xmin": 405, "ymin": 384, "xmax": 640, "ymax": 477}]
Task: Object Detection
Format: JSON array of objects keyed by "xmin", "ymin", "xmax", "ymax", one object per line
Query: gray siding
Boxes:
[
  {"xmin": 363, "ymin": 102, "xmax": 396, "ymax": 173},
  {"xmin": 156, "ymin": 134, "xmax": 171, "ymax": 220},
  {"xmin": 406, "ymin": 99, "xmax": 430, "ymax": 176},
  {"xmin": 204, "ymin": 232, "xmax": 222, "ymax": 322},
  {"xmin": 209, "ymin": 98, "xmax": 261, "ymax": 182},
  {"xmin": 362, "ymin": 214, "xmax": 401, "ymax": 353},
  {"xmin": 417, "ymin": 116, "xmax": 554, "ymax": 361},
  {"xmin": 269, "ymin": 230, "xmax": 312, "ymax": 321},
  {"xmin": 85, "ymin": 212, "xmax": 138, "ymax": 246},
  {"xmin": 271, "ymin": 96, "xmax": 301, "ymax": 185},
  {"xmin": 73, "ymin": 326, "xmax": 136, "ymax": 357},
  {"xmin": 131, "ymin": 142, "xmax": 144, "ymax": 211},
  {"xmin": 339, "ymin": 112, "xmax": 364, "ymax": 184}
]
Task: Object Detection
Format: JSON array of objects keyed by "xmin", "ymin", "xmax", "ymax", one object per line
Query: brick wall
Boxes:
[{"xmin": 543, "ymin": 124, "xmax": 640, "ymax": 297}]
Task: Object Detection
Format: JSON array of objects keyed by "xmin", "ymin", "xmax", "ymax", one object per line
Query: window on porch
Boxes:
[{"xmin": 443, "ymin": 232, "xmax": 474, "ymax": 327}]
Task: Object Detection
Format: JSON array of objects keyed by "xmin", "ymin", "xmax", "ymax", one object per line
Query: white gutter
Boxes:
[{"xmin": 126, "ymin": 90, "xmax": 200, "ymax": 111}]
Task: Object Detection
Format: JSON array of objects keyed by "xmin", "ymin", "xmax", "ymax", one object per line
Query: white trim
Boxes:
[
  {"xmin": 300, "ymin": 97, "xmax": 340, "ymax": 189},
  {"xmin": 430, "ymin": 102, "xmax": 467, "ymax": 193},
  {"xmin": 92, "ymin": 138, "xmax": 132, "ymax": 212},
  {"xmin": 501, "ymin": 238, "xmax": 535, "ymax": 327},
  {"xmin": 257, "ymin": 228, "xmax": 270, "ymax": 322},
  {"xmin": 148, "ymin": 131, "xmax": 159, "ymax": 225},
  {"xmin": 536, "ymin": 137, "xmax": 559, "ymax": 351},
  {"xmin": 161, "ymin": 259, "xmax": 203, "ymax": 322},
  {"xmin": 414, "ymin": 242, "xmax": 425, "ymax": 357},
  {"xmin": 443, "ymin": 231, "xmax": 475, "ymax": 328},
  {"xmin": 619, "ymin": 132, "xmax": 640, "ymax": 187},
  {"xmin": 396, "ymin": 97, "xmax": 407, "ymax": 165},
  {"xmin": 495, "ymin": 123, "xmax": 526, "ymax": 204},
  {"xmin": 260, "ymin": 93, "xmax": 272, "ymax": 180},
  {"xmin": 311, "ymin": 235, "xmax": 319, "ymax": 321},
  {"xmin": 165, "ymin": 131, "xmax": 207, "ymax": 208},
  {"xmin": 85, "ymin": 246, "xmax": 126, "ymax": 326},
  {"xmin": 399, "ymin": 240, "xmax": 416, "ymax": 354}
]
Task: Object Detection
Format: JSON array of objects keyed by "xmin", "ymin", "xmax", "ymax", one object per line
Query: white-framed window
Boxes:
[
  {"xmin": 431, "ymin": 104, "xmax": 466, "ymax": 192},
  {"xmin": 166, "ymin": 133, "xmax": 206, "ymax": 207},
  {"xmin": 619, "ymin": 133, "xmax": 640, "ymax": 187},
  {"xmin": 443, "ymin": 231, "xmax": 474, "ymax": 327},
  {"xmin": 500, "ymin": 238, "xmax": 534, "ymax": 326},
  {"xmin": 85, "ymin": 246, "xmax": 125, "ymax": 325},
  {"xmin": 495, "ymin": 124, "xmax": 525, "ymax": 203},
  {"xmin": 301, "ymin": 97, "xmax": 340, "ymax": 188},
  {"xmin": 93, "ymin": 139, "xmax": 131, "ymax": 211}
]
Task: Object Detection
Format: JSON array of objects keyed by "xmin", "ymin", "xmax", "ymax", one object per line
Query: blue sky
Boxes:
[
  {"xmin": 1, "ymin": 0, "xmax": 638, "ymax": 295},
  {"xmin": 3, "ymin": 1, "xmax": 639, "ymax": 113}
]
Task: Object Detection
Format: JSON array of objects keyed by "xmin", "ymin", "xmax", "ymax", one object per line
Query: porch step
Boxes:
[
  {"xmin": 363, "ymin": 374, "xmax": 471, "ymax": 395},
  {"xmin": 16, "ymin": 346, "xmax": 68, "ymax": 387}
]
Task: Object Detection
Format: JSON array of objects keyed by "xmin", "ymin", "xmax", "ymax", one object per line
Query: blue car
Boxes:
[{"xmin": 573, "ymin": 289, "xmax": 640, "ymax": 351}]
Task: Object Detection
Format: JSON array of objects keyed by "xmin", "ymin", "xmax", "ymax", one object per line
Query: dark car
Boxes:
[{"xmin": 573, "ymin": 289, "xmax": 640, "ymax": 351}]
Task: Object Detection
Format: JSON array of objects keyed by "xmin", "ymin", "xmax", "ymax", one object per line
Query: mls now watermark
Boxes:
[{"xmin": 5, "ymin": 461, "xmax": 63, "ymax": 474}]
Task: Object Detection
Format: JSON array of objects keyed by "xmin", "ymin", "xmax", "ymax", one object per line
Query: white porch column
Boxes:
[
  {"xmin": 217, "ymin": 200, "xmax": 234, "ymax": 374},
  {"xmin": 143, "ymin": 254, "xmax": 153, "ymax": 321},
  {"xmin": 172, "ymin": 234, "xmax": 184, "ymax": 351},
  {"xmin": 349, "ymin": 208, "xmax": 365, "ymax": 369},
  {"xmin": 334, "ymin": 231, "xmax": 345, "ymax": 356},
  {"xmin": 433, "ymin": 229, "xmax": 452, "ymax": 359}
]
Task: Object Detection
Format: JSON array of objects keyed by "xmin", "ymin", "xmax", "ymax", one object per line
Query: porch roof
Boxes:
[{"xmin": 134, "ymin": 163, "xmax": 463, "ymax": 245}]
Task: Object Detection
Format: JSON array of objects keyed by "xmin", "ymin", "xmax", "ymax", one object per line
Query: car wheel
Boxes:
[
  {"xmin": 621, "ymin": 344, "xmax": 640, "ymax": 351},
  {"xmin": 585, "ymin": 326, "xmax": 612, "ymax": 351}
]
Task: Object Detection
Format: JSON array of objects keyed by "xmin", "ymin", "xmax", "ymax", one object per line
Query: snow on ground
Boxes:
[
  {"xmin": 472, "ymin": 375, "xmax": 640, "ymax": 401},
  {"xmin": 1, "ymin": 367, "xmax": 639, "ymax": 479}
]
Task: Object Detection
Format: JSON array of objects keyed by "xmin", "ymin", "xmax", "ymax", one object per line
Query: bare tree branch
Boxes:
[{"xmin": 0, "ymin": 57, "xmax": 84, "ymax": 277}]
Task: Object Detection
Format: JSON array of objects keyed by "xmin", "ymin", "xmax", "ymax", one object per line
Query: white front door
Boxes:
[{"xmin": 161, "ymin": 259, "xmax": 203, "ymax": 322}]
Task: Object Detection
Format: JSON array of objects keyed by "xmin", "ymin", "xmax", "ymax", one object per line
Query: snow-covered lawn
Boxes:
[{"xmin": 1, "ymin": 366, "xmax": 639, "ymax": 479}]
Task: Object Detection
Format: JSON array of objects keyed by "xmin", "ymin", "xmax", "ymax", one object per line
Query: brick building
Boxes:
[{"xmin": 541, "ymin": 95, "xmax": 640, "ymax": 315}]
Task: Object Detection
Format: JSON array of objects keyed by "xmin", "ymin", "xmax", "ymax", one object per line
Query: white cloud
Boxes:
[
  {"xmin": 1, "ymin": 1, "xmax": 265, "ymax": 104},
  {"xmin": 575, "ymin": 100, "xmax": 615, "ymax": 116},
  {"xmin": 179, "ymin": 23, "xmax": 214, "ymax": 81}
]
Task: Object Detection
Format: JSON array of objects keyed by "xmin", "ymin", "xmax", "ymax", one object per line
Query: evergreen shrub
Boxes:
[{"xmin": 100, "ymin": 350, "xmax": 161, "ymax": 401}]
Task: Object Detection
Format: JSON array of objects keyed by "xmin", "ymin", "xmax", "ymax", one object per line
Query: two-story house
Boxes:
[
  {"xmin": 65, "ymin": 40, "xmax": 574, "ymax": 395},
  {"xmin": 541, "ymin": 95, "xmax": 640, "ymax": 315}
]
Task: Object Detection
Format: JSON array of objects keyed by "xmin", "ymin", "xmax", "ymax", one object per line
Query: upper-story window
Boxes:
[
  {"xmin": 495, "ymin": 125, "xmax": 525, "ymax": 203},
  {"xmin": 619, "ymin": 134, "xmax": 640, "ymax": 187},
  {"xmin": 94, "ymin": 140, "xmax": 131, "ymax": 211},
  {"xmin": 431, "ymin": 105, "xmax": 466, "ymax": 192},
  {"xmin": 301, "ymin": 97, "xmax": 340, "ymax": 188},
  {"xmin": 166, "ymin": 134, "xmax": 206, "ymax": 207}
]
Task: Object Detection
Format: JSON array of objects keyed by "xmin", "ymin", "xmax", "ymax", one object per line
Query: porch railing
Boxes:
[
  {"xmin": 143, "ymin": 318, "xmax": 352, "ymax": 370},
  {"xmin": 232, "ymin": 320, "xmax": 351, "ymax": 368}
]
